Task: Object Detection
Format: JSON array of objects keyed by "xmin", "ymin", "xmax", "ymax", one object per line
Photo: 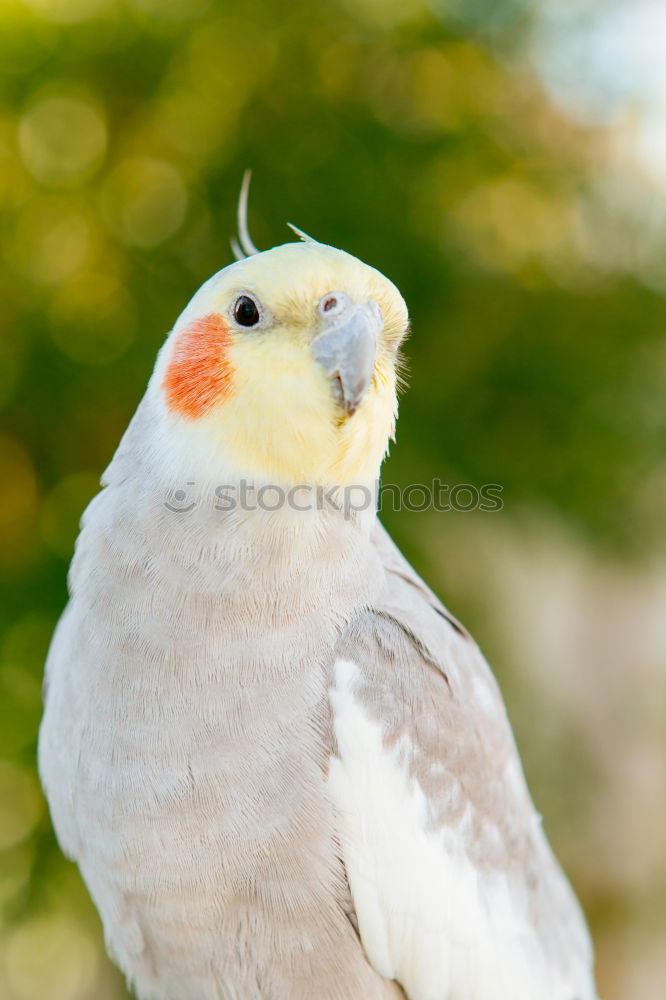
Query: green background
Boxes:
[{"xmin": 1, "ymin": 0, "xmax": 664, "ymax": 997}]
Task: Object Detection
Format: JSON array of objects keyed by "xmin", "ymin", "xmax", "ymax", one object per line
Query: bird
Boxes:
[{"xmin": 39, "ymin": 177, "xmax": 598, "ymax": 1000}]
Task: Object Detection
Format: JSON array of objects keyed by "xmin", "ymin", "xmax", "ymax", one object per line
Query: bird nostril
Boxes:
[{"xmin": 318, "ymin": 291, "xmax": 349, "ymax": 318}]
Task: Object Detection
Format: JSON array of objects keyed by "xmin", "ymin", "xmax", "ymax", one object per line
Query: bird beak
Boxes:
[{"xmin": 311, "ymin": 296, "xmax": 383, "ymax": 416}]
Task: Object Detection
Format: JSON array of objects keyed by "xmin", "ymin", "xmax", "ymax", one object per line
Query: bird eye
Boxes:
[{"xmin": 233, "ymin": 295, "xmax": 260, "ymax": 327}]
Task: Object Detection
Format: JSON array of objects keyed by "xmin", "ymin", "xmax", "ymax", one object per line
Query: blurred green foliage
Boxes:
[{"xmin": 1, "ymin": 1, "xmax": 664, "ymax": 998}]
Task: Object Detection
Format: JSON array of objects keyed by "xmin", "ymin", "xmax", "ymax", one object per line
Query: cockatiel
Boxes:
[{"xmin": 39, "ymin": 184, "xmax": 597, "ymax": 1000}]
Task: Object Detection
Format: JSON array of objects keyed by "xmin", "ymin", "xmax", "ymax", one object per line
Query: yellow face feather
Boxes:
[{"xmin": 161, "ymin": 241, "xmax": 409, "ymax": 486}]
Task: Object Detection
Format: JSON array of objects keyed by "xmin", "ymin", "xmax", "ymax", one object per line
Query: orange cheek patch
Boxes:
[{"xmin": 163, "ymin": 313, "xmax": 234, "ymax": 419}]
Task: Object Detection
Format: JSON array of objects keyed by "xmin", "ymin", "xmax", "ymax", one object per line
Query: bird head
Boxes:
[{"xmin": 152, "ymin": 232, "xmax": 408, "ymax": 490}]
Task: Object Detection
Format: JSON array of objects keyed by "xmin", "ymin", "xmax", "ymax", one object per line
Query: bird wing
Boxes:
[{"xmin": 327, "ymin": 521, "xmax": 596, "ymax": 1000}]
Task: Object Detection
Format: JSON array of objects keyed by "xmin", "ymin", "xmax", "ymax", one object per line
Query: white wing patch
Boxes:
[{"xmin": 328, "ymin": 658, "xmax": 576, "ymax": 1000}]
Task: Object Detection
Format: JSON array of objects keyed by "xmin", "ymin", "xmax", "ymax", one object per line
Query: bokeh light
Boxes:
[
  {"xmin": 5, "ymin": 915, "xmax": 98, "ymax": 1000},
  {"xmin": 21, "ymin": 0, "xmax": 115, "ymax": 25},
  {"xmin": 19, "ymin": 95, "xmax": 107, "ymax": 187}
]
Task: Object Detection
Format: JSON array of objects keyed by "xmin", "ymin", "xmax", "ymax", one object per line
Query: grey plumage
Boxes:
[{"xmin": 39, "ymin": 239, "xmax": 597, "ymax": 1000}]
